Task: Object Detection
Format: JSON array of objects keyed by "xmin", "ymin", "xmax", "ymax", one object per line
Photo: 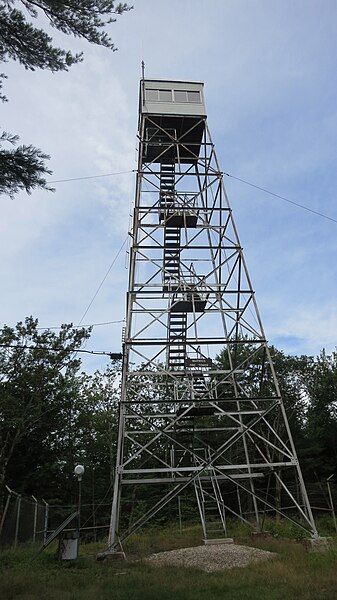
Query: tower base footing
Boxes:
[
  {"xmin": 203, "ymin": 537, "xmax": 234, "ymax": 545},
  {"xmin": 304, "ymin": 537, "xmax": 332, "ymax": 553},
  {"xmin": 96, "ymin": 551, "xmax": 126, "ymax": 562}
]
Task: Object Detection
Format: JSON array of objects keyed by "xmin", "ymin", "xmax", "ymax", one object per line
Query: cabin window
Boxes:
[
  {"xmin": 145, "ymin": 89, "xmax": 173, "ymax": 102},
  {"xmin": 158, "ymin": 89, "xmax": 172, "ymax": 101},
  {"xmin": 145, "ymin": 89, "xmax": 159, "ymax": 102},
  {"xmin": 173, "ymin": 90, "xmax": 201, "ymax": 103},
  {"xmin": 145, "ymin": 88, "xmax": 201, "ymax": 104},
  {"xmin": 187, "ymin": 90, "xmax": 201, "ymax": 103},
  {"xmin": 174, "ymin": 90, "xmax": 187, "ymax": 102}
]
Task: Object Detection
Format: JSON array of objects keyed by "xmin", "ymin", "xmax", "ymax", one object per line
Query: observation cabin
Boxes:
[{"xmin": 139, "ymin": 79, "xmax": 206, "ymax": 163}]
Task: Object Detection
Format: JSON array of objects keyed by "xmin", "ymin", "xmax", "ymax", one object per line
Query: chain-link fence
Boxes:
[
  {"xmin": 0, "ymin": 486, "xmax": 111, "ymax": 548},
  {"xmin": 1, "ymin": 480, "xmax": 337, "ymax": 548},
  {"xmin": 0, "ymin": 487, "xmax": 48, "ymax": 548}
]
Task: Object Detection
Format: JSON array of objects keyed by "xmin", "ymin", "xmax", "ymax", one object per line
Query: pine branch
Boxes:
[
  {"xmin": 0, "ymin": 132, "xmax": 53, "ymax": 197},
  {"xmin": 0, "ymin": 1, "xmax": 132, "ymax": 197}
]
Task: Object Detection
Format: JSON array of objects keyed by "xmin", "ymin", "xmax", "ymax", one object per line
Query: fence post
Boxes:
[
  {"xmin": 32, "ymin": 496, "xmax": 38, "ymax": 543},
  {"xmin": 178, "ymin": 495, "xmax": 182, "ymax": 533},
  {"xmin": 0, "ymin": 486, "xmax": 12, "ymax": 539},
  {"xmin": 42, "ymin": 500, "xmax": 49, "ymax": 544},
  {"xmin": 14, "ymin": 495, "xmax": 21, "ymax": 549},
  {"xmin": 327, "ymin": 476, "xmax": 337, "ymax": 533}
]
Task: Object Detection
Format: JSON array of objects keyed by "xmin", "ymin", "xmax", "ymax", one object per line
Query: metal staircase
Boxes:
[
  {"xmin": 186, "ymin": 354, "xmax": 213, "ymax": 399},
  {"xmin": 173, "ymin": 417, "xmax": 195, "ymax": 466},
  {"xmin": 160, "ymin": 162, "xmax": 181, "ymax": 290},
  {"xmin": 194, "ymin": 460, "xmax": 227, "ymax": 541},
  {"xmin": 167, "ymin": 311, "xmax": 187, "ymax": 371},
  {"xmin": 160, "ymin": 163, "xmax": 175, "ymax": 218},
  {"xmin": 161, "ymin": 158, "xmax": 227, "ymax": 540},
  {"xmin": 163, "ymin": 227, "xmax": 181, "ymax": 290},
  {"xmin": 192, "ymin": 373, "xmax": 206, "ymax": 397}
]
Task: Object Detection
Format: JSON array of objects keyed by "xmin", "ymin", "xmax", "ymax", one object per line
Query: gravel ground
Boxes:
[{"xmin": 145, "ymin": 543, "xmax": 276, "ymax": 573}]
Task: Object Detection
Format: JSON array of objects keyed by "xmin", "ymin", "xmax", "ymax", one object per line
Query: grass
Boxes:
[{"xmin": 1, "ymin": 519, "xmax": 337, "ymax": 600}]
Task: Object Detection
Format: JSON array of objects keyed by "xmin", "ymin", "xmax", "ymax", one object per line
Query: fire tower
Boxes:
[{"xmin": 107, "ymin": 79, "xmax": 318, "ymax": 553}]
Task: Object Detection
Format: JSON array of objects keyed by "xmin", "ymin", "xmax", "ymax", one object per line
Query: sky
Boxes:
[{"xmin": 1, "ymin": 0, "xmax": 337, "ymax": 371}]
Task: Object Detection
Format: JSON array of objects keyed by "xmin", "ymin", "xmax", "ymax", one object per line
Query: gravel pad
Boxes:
[{"xmin": 145, "ymin": 543, "xmax": 276, "ymax": 572}]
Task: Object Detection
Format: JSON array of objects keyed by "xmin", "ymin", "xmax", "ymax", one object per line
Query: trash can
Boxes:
[{"xmin": 58, "ymin": 530, "xmax": 79, "ymax": 560}]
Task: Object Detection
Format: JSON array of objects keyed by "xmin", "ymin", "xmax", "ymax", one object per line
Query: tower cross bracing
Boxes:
[{"xmin": 108, "ymin": 79, "xmax": 318, "ymax": 552}]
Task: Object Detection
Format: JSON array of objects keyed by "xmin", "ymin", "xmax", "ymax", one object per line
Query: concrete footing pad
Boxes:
[
  {"xmin": 304, "ymin": 537, "xmax": 332, "ymax": 553},
  {"xmin": 96, "ymin": 551, "xmax": 126, "ymax": 562},
  {"xmin": 204, "ymin": 537, "xmax": 234, "ymax": 545},
  {"xmin": 250, "ymin": 531, "xmax": 273, "ymax": 540}
]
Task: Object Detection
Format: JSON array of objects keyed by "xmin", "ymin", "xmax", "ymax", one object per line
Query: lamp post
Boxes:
[
  {"xmin": 74, "ymin": 465, "xmax": 85, "ymax": 541},
  {"xmin": 58, "ymin": 466, "xmax": 85, "ymax": 561}
]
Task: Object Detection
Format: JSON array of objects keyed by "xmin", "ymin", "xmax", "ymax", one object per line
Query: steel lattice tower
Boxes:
[{"xmin": 107, "ymin": 79, "xmax": 318, "ymax": 553}]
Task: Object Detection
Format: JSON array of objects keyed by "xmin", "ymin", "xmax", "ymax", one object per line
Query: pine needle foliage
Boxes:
[{"xmin": 0, "ymin": 1, "xmax": 132, "ymax": 197}]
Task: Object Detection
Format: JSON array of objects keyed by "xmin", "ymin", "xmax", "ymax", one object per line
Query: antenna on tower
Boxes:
[{"xmin": 141, "ymin": 61, "xmax": 145, "ymax": 106}]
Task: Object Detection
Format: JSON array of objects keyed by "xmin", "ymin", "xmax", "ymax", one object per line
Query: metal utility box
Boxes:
[
  {"xmin": 58, "ymin": 531, "xmax": 79, "ymax": 560},
  {"xmin": 139, "ymin": 79, "xmax": 206, "ymax": 163}
]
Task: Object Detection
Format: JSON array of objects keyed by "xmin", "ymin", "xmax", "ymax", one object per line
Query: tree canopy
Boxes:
[
  {"xmin": 0, "ymin": 316, "xmax": 91, "ymax": 502},
  {"xmin": 0, "ymin": 1, "xmax": 132, "ymax": 197}
]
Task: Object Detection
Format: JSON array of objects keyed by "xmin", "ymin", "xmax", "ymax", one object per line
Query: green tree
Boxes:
[
  {"xmin": 216, "ymin": 342, "xmax": 310, "ymax": 439},
  {"xmin": 215, "ymin": 342, "xmax": 312, "ymax": 514},
  {"xmin": 0, "ymin": 1, "xmax": 131, "ymax": 197},
  {"xmin": 304, "ymin": 350, "xmax": 337, "ymax": 478},
  {"xmin": 0, "ymin": 316, "xmax": 90, "ymax": 504},
  {"xmin": 268, "ymin": 346, "xmax": 312, "ymax": 444},
  {"xmin": 70, "ymin": 367, "xmax": 120, "ymax": 505}
]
